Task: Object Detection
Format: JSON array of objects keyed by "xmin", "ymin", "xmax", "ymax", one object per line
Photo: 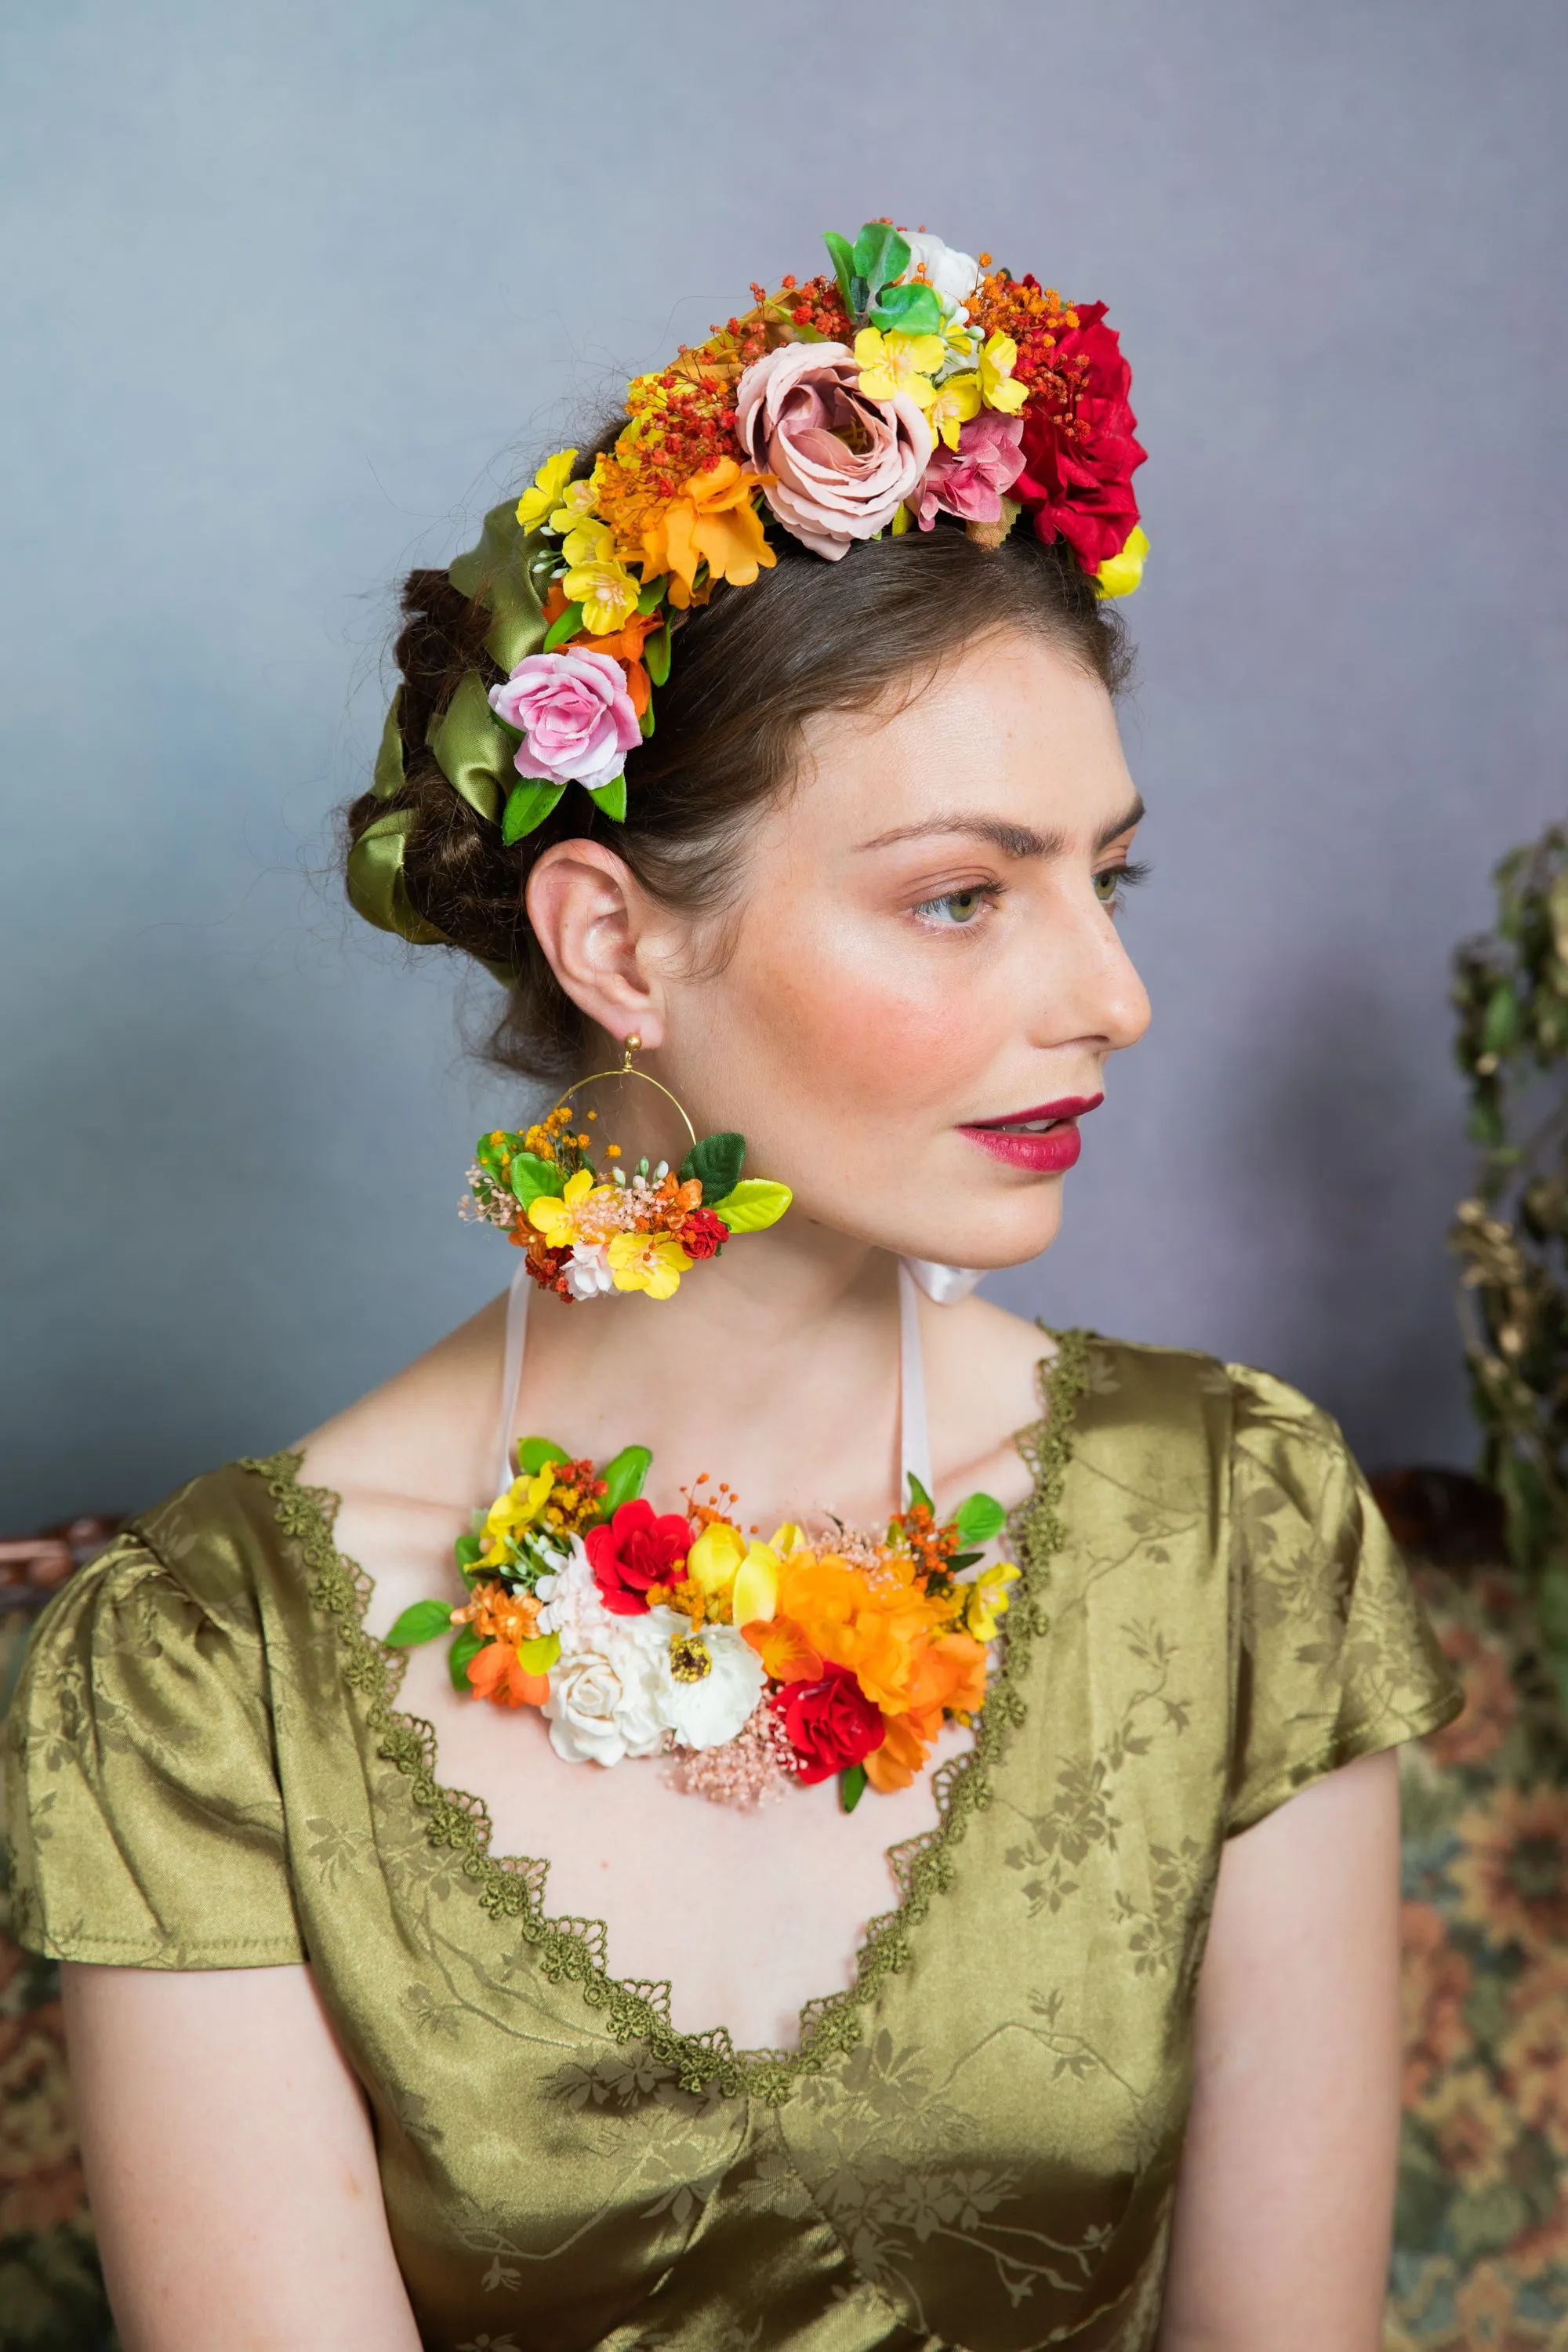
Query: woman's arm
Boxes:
[
  {"xmin": 62, "ymin": 1960, "xmax": 423, "ymax": 2352},
  {"xmin": 1158, "ymin": 1748, "xmax": 1403, "ymax": 2352}
]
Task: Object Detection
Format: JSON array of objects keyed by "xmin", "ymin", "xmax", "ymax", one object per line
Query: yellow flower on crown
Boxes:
[
  {"xmin": 978, "ymin": 332, "xmax": 1027, "ymax": 416},
  {"xmin": 639, "ymin": 459, "xmax": 775, "ymax": 606},
  {"xmin": 1094, "ymin": 524, "xmax": 1149, "ymax": 602},
  {"xmin": 926, "ymin": 371, "xmax": 982, "ymax": 450},
  {"xmin": 607, "ymin": 1231, "xmax": 693, "ymax": 1299},
  {"xmin": 853, "ymin": 327, "xmax": 946, "ymax": 409},
  {"xmin": 549, "ymin": 466, "xmax": 602, "ymax": 535},
  {"xmin": 561, "ymin": 521, "xmax": 643, "ymax": 637},
  {"xmin": 516, "ymin": 448, "xmax": 578, "ymax": 533}
]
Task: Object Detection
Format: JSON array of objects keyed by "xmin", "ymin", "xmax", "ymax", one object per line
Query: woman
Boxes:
[{"xmin": 5, "ymin": 224, "xmax": 1457, "ymax": 2350}]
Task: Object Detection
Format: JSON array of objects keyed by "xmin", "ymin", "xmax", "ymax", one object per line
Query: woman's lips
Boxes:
[{"xmin": 958, "ymin": 1094, "xmax": 1104, "ymax": 1174}]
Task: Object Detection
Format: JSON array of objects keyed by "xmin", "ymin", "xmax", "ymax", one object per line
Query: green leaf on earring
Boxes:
[
  {"xmin": 710, "ymin": 1178, "xmax": 791, "ymax": 1233},
  {"xmin": 503, "ymin": 779, "xmax": 564, "ymax": 843},
  {"xmin": 509, "ymin": 1153, "xmax": 563, "ymax": 1210},
  {"xmin": 384, "ymin": 1599, "xmax": 456, "ymax": 1649},
  {"xmin": 680, "ymin": 1131, "xmax": 746, "ymax": 1201},
  {"xmin": 600, "ymin": 1444, "xmax": 653, "ymax": 1514},
  {"xmin": 448, "ymin": 1625, "xmax": 484, "ymax": 1692},
  {"xmin": 586, "ymin": 774, "xmax": 627, "ymax": 823}
]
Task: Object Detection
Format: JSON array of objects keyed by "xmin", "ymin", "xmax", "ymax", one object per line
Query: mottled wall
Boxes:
[{"xmin": 2, "ymin": 0, "xmax": 1564, "ymax": 1524}]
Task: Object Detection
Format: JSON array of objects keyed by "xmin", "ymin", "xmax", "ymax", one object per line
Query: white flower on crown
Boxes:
[{"xmin": 900, "ymin": 231, "xmax": 980, "ymax": 313}]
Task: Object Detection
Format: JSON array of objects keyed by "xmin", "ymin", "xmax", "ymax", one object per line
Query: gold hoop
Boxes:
[{"xmin": 550, "ymin": 1034, "xmax": 698, "ymax": 1152}]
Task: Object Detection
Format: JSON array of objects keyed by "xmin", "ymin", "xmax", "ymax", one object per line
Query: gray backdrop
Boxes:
[{"xmin": 3, "ymin": 0, "xmax": 1564, "ymax": 1529}]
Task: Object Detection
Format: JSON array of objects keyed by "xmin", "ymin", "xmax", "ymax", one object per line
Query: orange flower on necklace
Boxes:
[
  {"xmin": 864, "ymin": 1632, "xmax": 988, "ymax": 1792},
  {"xmin": 466, "ymin": 1640, "xmax": 550, "ymax": 1709},
  {"xmin": 641, "ymin": 458, "xmax": 777, "ymax": 606}
]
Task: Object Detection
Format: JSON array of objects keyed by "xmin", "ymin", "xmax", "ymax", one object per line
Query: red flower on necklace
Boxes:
[
  {"xmin": 586, "ymin": 1498, "xmax": 695, "ymax": 1616},
  {"xmin": 1011, "ymin": 298, "xmax": 1146, "ymax": 575},
  {"xmin": 773, "ymin": 1663, "xmax": 886, "ymax": 1784}
]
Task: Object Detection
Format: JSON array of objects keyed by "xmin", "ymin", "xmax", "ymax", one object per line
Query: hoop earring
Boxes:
[{"xmin": 462, "ymin": 1036, "xmax": 791, "ymax": 1301}]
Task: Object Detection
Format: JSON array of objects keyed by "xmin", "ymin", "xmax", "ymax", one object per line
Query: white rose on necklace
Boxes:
[
  {"xmin": 639, "ymin": 1608, "xmax": 766, "ymax": 1751},
  {"xmin": 543, "ymin": 1639, "xmax": 666, "ymax": 1766}
]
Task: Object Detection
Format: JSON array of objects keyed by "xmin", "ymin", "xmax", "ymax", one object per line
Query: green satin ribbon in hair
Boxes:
[{"xmin": 345, "ymin": 503, "xmax": 557, "ymax": 983}]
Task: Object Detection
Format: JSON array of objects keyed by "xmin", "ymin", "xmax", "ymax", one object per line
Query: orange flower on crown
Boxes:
[{"xmin": 641, "ymin": 459, "xmax": 777, "ymax": 606}]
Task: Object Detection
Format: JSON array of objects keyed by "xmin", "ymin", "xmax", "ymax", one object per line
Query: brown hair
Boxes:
[{"xmin": 345, "ymin": 463, "xmax": 1131, "ymax": 1082}]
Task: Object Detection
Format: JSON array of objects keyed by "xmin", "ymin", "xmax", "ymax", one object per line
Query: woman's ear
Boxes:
[{"xmin": 524, "ymin": 839, "xmax": 667, "ymax": 1050}]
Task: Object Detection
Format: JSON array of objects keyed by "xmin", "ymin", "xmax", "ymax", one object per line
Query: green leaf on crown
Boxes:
[
  {"xmin": 637, "ymin": 575, "xmax": 669, "ymax": 615},
  {"xmin": 709, "ymin": 1178, "xmax": 791, "ymax": 1233},
  {"xmin": 600, "ymin": 1444, "xmax": 653, "ymax": 1514},
  {"xmin": 503, "ymin": 779, "xmax": 565, "ymax": 843},
  {"xmin": 518, "ymin": 1437, "xmax": 571, "ymax": 1475},
  {"xmin": 509, "ymin": 1152, "xmax": 563, "ymax": 1210},
  {"xmin": 448, "ymin": 1624, "xmax": 484, "ymax": 1692},
  {"xmin": 822, "ymin": 229, "xmax": 856, "ymax": 309},
  {"xmin": 586, "ymin": 775, "xmax": 627, "ymax": 822},
  {"xmin": 543, "ymin": 602, "xmax": 586, "ymax": 652},
  {"xmin": 851, "ymin": 221, "xmax": 910, "ymax": 303},
  {"xmin": 680, "ymin": 1131, "xmax": 746, "ymax": 1202},
  {"xmin": 384, "ymin": 1598, "xmax": 456, "ymax": 1649},
  {"xmin": 638, "ymin": 701, "xmax": 655, "ymax": 739},
  {"xmin": 644, "ymin": 623, "xmax": 672, "ymax": 686},
  {"xmin": 869, "ymin": 281, "xmax": 943, "ymax": 336},
  {"xmin": 954, "ymin": 1491, "xmax": 1007, "ymax": 1546}
]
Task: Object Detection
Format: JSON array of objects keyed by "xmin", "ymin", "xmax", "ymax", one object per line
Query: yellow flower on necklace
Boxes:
[
  {"xmin": 853, "ymin": 326, "xmax": 946, "ymax": 409},
  {"xmin": 480, "ymin": 1465, "xmax": 557, "ymax": 1556},
  {"xmin": 964, "ymin": 1560, "xmax": 1019, "ymax": 1642},
  {"xmin": 978, "ymin": 331, "xmax": 1028, "ymax": 416},
  {"xmin": 516, "ymin": 448, "xmax": 578, "ymax": 532},
  {"xmin": 528, "ymin": 1167, "xmax": 601, "ymax": 1247},
  {"xmin": 561, "ymin": 520, "xmax": 642, "ymax": 637},
  {"xmin": 606, "ymin": 1230, "xmax": 692, "ymax": 1300},
  {"xmin": 926, "ymin": 371, "xmax": 982, "ymax": 451}
]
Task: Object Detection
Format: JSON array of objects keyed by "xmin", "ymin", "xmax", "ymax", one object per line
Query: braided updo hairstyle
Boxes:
[{"xmin": 343, "ymin": 433, "xmax": 1131, "ymax": 1083}]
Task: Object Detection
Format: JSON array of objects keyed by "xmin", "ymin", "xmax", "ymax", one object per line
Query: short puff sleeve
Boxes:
[
  {"xmin": 2, "ymin": 1533, "xmax": 304, "ymax": 1967},
  {"xmin": 1224, "ymin": 1364, "xmax": 1460, "ymax": 1835}
]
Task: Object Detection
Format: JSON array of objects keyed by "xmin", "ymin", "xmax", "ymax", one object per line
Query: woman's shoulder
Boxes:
[{"xmin": 296, "ymin": 1290, "xmax": 506, "ymax": 1516}]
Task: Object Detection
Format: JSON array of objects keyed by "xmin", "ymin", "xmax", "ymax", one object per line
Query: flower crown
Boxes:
[{"xmin": 348, "ymin": 221, "xmax": 1145, "ymax": 963}]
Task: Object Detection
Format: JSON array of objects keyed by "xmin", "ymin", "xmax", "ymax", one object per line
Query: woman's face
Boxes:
[{"xmin": 657, "ymin": 627, "xmax": 1151, "ymax": 1271}]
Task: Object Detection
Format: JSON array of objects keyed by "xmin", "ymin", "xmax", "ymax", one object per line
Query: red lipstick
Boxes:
[{"xmin": 958, "ymin": 1094, "xmax": 1103, "ymax": 1174}]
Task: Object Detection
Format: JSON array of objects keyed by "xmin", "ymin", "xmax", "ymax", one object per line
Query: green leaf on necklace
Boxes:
[
  {"xmin": 384, "ymin": 1598, "xmax": 456, "ymax": 1649},
  {"xmin": 954, "ymin": 1490, "xmax": 1006, "ymax": 1546},
  {"xmin": 448, "ymin": 1625, "xmax": 484, "ymax": 1693},
  {"xmin": 600, "ymin": 1444, "xmax": 653, "ymax": 1515},
  {"xmin": 838, "ymin": 1764, "xmax": 868, "ymax": 1813},
  {"xmin": 905, "ymin": 1471, "xmax": 935, "ymax": 1516},
  {"xmin": 518, "ymin": 1436, "xmax": 571, "ymax": 1475}
]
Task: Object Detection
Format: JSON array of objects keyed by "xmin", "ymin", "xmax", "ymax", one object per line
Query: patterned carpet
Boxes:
[{"xmin": 0, "ymin": 1534, "xmax": 1563, "ymax": 2349}]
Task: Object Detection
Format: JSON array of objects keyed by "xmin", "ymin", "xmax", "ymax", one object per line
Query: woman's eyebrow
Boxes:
[{"xmin": 855, "ymin": 797, "xmax": 1145, "ymax": 858}]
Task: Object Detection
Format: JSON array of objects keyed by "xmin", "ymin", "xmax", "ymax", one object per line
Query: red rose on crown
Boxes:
[
  {"xmin": 676, "ymin": 1209, "xmax": 728, "ymax": 1261},
  {"xmin": 586, "ymin": 1500, "xmax": 695, "ymax": 1615},
  {"xmin": 1011, "ymin": 299, "xmax": 1146, "ymax": 575},
  {"xmin": 773, "ymin": 1664, "xmax": 886, "ymax": 1784}
]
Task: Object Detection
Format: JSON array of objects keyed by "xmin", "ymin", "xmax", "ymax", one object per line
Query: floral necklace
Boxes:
[{"xmin": 387, "ymin": 1441, "xmax": 1017, "ymax": 1815}]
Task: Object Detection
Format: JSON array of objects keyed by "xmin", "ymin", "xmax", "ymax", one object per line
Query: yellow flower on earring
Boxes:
[
  {"xmin": 528, "ymin": 1168, "xmax": 598, "ymax": 1247},
  {"xmin": 607, "ymin": 1231, "xmax": 693, "ymax": 1300}
]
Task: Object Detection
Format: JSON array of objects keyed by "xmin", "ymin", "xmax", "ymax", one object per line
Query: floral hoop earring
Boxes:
[{"xmin": 462, "ymin": 1036, "xmax": 791, "ymax": 1302}]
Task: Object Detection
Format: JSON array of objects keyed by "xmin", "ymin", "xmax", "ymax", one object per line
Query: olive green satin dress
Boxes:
[{"xmin": 3, "ymin": 1334, "xmax": 1457, "ymax": 2350}]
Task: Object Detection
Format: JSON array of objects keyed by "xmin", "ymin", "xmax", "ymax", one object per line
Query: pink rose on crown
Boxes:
[
  {"xmin": 488, "ymin": 649, "xmax": 641, "ymax": 790},
  {"xmin": 914, "ymin": 412, "xmax": 1026, "ymax": 530},
  {"xmin": 736, "ymin": 342, "xmax": 932, "ymax": 560}
]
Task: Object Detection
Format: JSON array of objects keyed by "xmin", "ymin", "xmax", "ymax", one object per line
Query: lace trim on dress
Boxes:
[{"xmin": 238, "ymin": 1327, "xmax": 1088, "ymax": 2107}]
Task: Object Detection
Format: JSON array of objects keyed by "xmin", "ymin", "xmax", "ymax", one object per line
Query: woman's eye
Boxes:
[
  {"xmin": 1093, "ymin": 859, "xmax": 1150, "ymax": 910},
  {"xmin": 913, "ymin": 887, "xmax": 992, "ymax": 927}
]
